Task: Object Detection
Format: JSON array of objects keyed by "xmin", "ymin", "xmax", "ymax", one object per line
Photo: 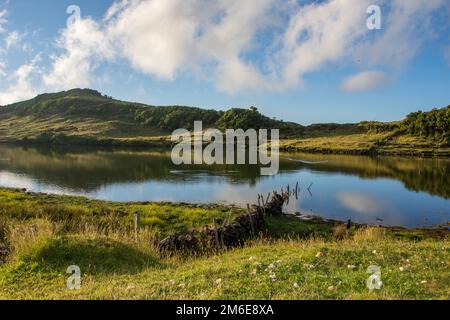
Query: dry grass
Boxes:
[
  {"xmin": 6, "ymin": 219, "xmax": 56, "ymax": 261},
  {"xmin": 353, "ymin": 227, "xmax": 388, "ymax": 242}
]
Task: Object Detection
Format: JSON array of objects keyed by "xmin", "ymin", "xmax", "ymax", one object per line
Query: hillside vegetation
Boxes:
[
  {"xmin": 0, "ymin": 89, "xmax": 300, "ymax": 145},
  {"xmin": 0, "ymin": 188, "xmax": 448, "ymax": 300},
  {"xmin": 0, "ymin": 88, "xmax": 449, "ymax": 155},
  {"xmin": 282, "ymin": 106, "xmax": 450, "ymax": 156}
]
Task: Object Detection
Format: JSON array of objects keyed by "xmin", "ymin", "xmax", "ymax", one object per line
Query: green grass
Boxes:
[
  {"xmin": 280, "ymin": 133, "xmax": 450, "ymax": 157},
  {"xmin": 0, "ymin": 188, "xmax": 448, "ymax": 300},
  {"xmin": 0, "ymin": 188, "xmax": 243, "ymax": 239},
  {"xmin": 1, "ymin": 235, "xmax": 448, "ymax": 300}
]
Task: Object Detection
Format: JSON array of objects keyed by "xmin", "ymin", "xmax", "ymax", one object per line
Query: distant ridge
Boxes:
[{"xmin": 0, "ymin": 89, "xmax": 448, "ymax": 152}]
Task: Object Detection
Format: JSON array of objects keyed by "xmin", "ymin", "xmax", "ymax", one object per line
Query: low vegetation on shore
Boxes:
[{"xmin": 0, "ymin": 188, "xmax": 448, "ymax": 300}]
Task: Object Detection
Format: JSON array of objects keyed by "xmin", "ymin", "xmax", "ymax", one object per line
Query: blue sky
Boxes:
[{"xmin": 0, "ymin": 0, "xmax": 449, "ymax": 124}]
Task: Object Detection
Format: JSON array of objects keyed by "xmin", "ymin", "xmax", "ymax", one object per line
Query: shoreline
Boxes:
[
  {"xmin": 1, "ymin": 186, "xmax": 448, "ymax": 235},
  {"xmin": 1, "ymin": 139, "xmax": 450, "ymax": 159}
]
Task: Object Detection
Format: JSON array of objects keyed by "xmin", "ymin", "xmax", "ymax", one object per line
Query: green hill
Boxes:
[
  {"xmin": 0, "ymin": 88, "xmax": 448, "ymax": 155},
  {"xmin": 281, "ymin": 106, "xmax": 450, "ymax": 156},
  {"xmin": 0, "ymin": 88, "xmax": 301, "ymax": 146}
]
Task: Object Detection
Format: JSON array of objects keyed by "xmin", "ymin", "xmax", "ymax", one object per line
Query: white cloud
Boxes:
[
  {"xmin": 4, "ymin": 30, "xmax": 24, "ymax": 50},
  {"xmin": 340, "ymin": 71, "xmax": 388, "ymax": 92},
  {"xmin": 43, "ymin": 18, "xmax": 113, "ymax": 90},
  {"xmin": 354, "ymin": 0, "xmax": 446, "ymax": 68},
  {"xmin": 91, "ymin": 0, "xmax": 373, "ymax": 92},
  {"xmin": 336, "ymin": 192, "xmax": 396, "ymax": 216},
  {"xmin": 43, "ymin": 0, "xmax": 276, "ymax": 92},
  {"xmin": 0, "ymin": 54, "xmax": 41, "ymax": 105},
  {"xmin": 99, "ymin": 0, "xmax": 446, "ymax": 93},
  {"xmin": 274, "ymin": 0, "xmax": 372, "ymax": 89},
  {"xmin": 2, "ymin": 0, "xmax": 448, "ymax": 103},
  {"xmin": 0, "ymin": 60, "xmax": 5, "ymax": 77},
  {"xmin": 108, "ymin": 0, "xmax": 201, "ymax": 79},
  {"xmin": 0, "ymin": 9, "xmax": 7, "ymax": 33},
  {"xmin": 103, "ymin": 0, "xmax": 136, "ymax": 22}
]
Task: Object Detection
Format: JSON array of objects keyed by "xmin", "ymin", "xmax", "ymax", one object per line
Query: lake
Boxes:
[{"xmin": 0, "ymin": 144, "xmax": 449, "ymax": 228}]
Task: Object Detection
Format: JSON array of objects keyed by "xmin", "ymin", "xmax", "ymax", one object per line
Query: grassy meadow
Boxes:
[{"xmin": 0, "ymin": 188, "xmax": 448, "ymax": 300}]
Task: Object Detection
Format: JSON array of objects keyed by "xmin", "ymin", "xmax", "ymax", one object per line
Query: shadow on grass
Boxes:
[
  {"xmin": 34, "ymin": 237, "xmax": 163, "ymax": 275},
  {"xmin": 264, "ymin": 215, "xmax": 336, "ymax": 239}
]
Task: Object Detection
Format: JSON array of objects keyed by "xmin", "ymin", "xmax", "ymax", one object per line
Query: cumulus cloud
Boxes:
[
  {"xmin": 275, "ymin": 0, "xmax": 371, "ymax": 89},
  {"xmin": 43, "ymin": 18, "xmax": 113, "ymax": 90},
  {"xmin": 44, "ymin": 0, "xmax": 366, "ymax": 92},
  {"xmin": 1, "ymin": 0, "xmax": 448, "ymax": 102},
  {"xmin": 41, "ymin": 0, "xmax": 277, "ymax": 92},
  {"xmin": 108, "ymin": 0, "xmax": 202, "ymax": 79},
  {"xmin": 0, "ymin": 54, "xmax": 41, "ymax": 105},
  {"xmin": 340, "ymin": 71, "xmax": 388, "ymax": 92}
]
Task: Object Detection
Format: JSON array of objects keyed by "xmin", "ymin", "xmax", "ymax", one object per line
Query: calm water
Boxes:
[{"xmin": 0, "ymin": 144, "xmax": 449, "ymax": 228}]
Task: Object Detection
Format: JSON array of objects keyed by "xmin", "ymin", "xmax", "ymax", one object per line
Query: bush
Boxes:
[{"xmin": 402, "ymin": 106, "xmax": 450, "ymax": 141}]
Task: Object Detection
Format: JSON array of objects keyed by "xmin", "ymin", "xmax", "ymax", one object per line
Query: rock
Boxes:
[{"xmin": 0, "ymin": 244, "xmax": 10, "ymax": 263}]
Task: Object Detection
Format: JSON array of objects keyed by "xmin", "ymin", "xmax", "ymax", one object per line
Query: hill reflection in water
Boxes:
[{"xmin": 0, "ymin": 144, "xmax": 448, "ymax": 228}]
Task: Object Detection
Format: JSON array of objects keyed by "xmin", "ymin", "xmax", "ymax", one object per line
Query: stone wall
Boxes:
[{"xmin": 158, "ymin": 192, "xmax": 288, "ymax": 254}]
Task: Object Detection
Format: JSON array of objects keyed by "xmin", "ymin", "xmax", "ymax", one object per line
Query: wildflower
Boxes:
[
  {"xmin": 168, "ymin": 279, "xmax": 176, "ymax": 285},
  {"xmin": 178, "ymin": 283, "xmax": 186, "ymax": 289},
  {"xmin": 276, "ymin": 260, "xmax": 283, "ymax": 264},
  {"xmin": 304, "ymin": 263, "xmax": 315, "ymax": 269},
  {"xmin": 399, "ymin": 267, "xmax": 405, "ymax": 272},
  {"xmin": 293, "ymin": 282, "xmax": 299, "ymax": 288},
  {"xmin": 420, "ymin": 280, "xmax": 427, "ymax": 284},
  {"xmin": 372, "ymin": 250, "xmax": 377, "ymax": 254},
  {"xmin": 315, "ymin": 252, "xmax": 323, "ymax": 258},
  {"xmin": 327, "ymin": 286, "xmax": 335, "ymax": 291},
  {"xmin": 215, "ymin": 279, "xmax": 222, "ymax": 288},
  {"xmin": 249, "ymin": 256, "xmax": 256, "ymax": 262},
  {"xmin": 270, "ymin": 273, "xmax": 277, "ymax": 282},
  {"xmin": 268, "ymin": 263, "xmax": 276, "ymax": 270},
  {"xmin": 347, "ymin": 265, "xmax": 356, "ymax": 270}
]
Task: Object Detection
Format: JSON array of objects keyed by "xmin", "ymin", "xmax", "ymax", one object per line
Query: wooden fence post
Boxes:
[
  {"xmin": 134, "ymin": 212, "xmax": 141, "ymax": 243},
  {"xmin": 31, "ymin": 224, "xmax": 38, "ymax": 237},
  {"xmin": 213, "ymin": 218, "xmax": 221, "ymax": 250},
  {"xmin": 248, "ymin": 214, "xmax": 255, "ymax": 234}
]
